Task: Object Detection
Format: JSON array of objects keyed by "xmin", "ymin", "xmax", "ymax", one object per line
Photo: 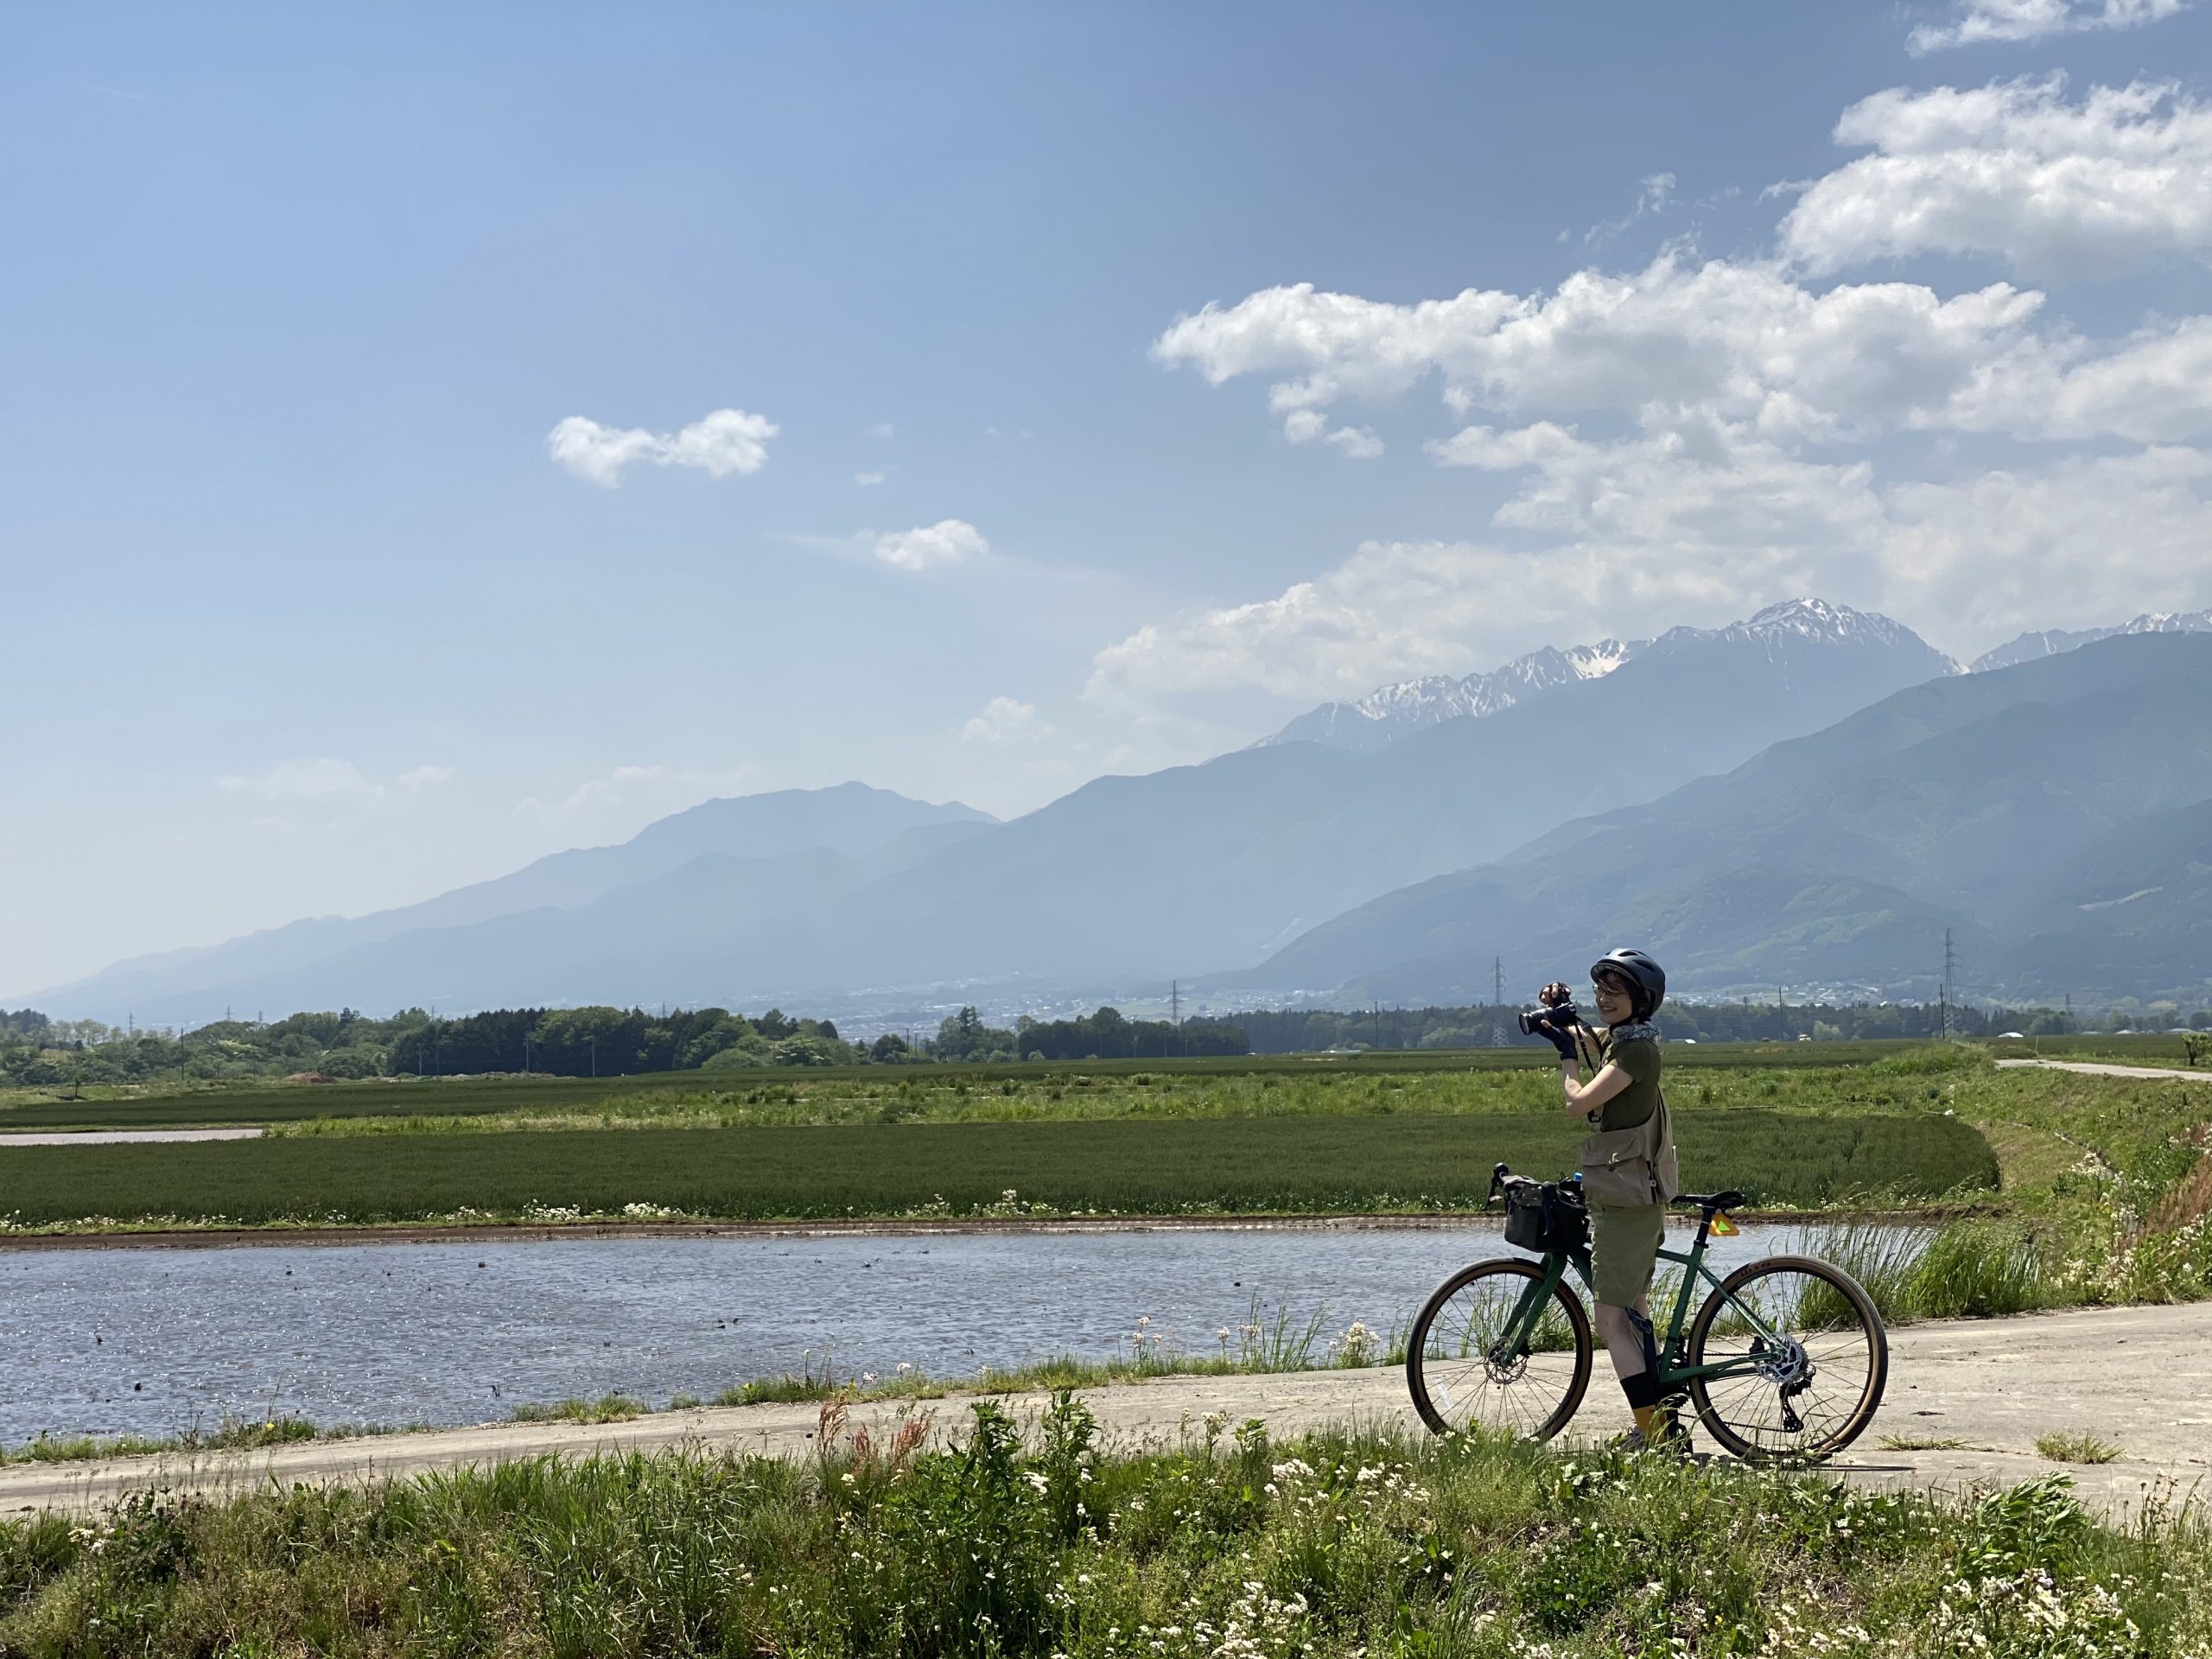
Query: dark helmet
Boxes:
[{"xmin": 1590, "ymin": 948, "xmax": 1666, "ymax": 1021}]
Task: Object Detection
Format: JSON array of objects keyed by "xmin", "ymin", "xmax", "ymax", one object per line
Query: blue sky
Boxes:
[{"xmin": 7, "ymin": 0, "xmax": 2212, "ymax": 994}]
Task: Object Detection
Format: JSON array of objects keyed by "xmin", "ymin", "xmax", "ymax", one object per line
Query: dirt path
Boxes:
[
  {"xmin": 1996, "ymin": 1058, "xmax": 2212, "ymax": 1083},
  {"xmin": 3, "ymin": 1302, "xmax": 2205, "ymax": 1520}
]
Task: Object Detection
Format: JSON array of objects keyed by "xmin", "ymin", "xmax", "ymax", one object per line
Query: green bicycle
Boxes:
[{"xmin": 1406, "ymin": 1163, "xmax": 1888, "ymax": 1461}]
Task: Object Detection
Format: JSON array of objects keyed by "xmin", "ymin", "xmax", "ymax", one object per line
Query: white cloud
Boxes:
[
  {"xmin": 868, "ymin": 422, "xmax": 896, "ymax": 439},
  {"xmin": 1157, "ymin": 256, "xmax": 2053, "ymax": 442},
  {"xmin": 874, "ymin": 518, "xmax": 988, "ymax": 571},
  {"xmin": 854, "ymin": 471, "xmax": 887, "ymax": 486},
  {"xmin": 1128, "ymin": 73, "xmax": 2212, "ymax": 718},
  {"xmin": 548, "ymin": 407, "xmax": 779, "ymax": 486},
  {"xmin": 1881, "ymin": 446, "xmax": 2212, "ymax": 645},
  {"xmin": 1085, "ymin": 541, "xmax": 1589, "ymax": 709},
  {"xmin": 1282, "ymin": 408, "xmax": 1386, "ymax": 457},
  {"xmin": 514, "ymin": 763, "xmax": 754, "ymax": 830},
  {"xmin": 1907, "ymin": 0, "xmax": 2185, "ymax": 54},
  {"xmin": 1585, "ymin": 172, "xmax": 1676, "ymax": 249},
  {"xmin": 1782, "ymin": 78, "xmax": 2212, "ymax": 280},
  {"xmin": 961, "ymin": 697, "xmax": 1057, "ymax": 746},
  {"xmin": 213, "ymin": 760, "xmax": 456, "ymax": 831}
]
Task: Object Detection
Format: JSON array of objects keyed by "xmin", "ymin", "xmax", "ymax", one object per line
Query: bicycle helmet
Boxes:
[{"xmin": 1590, "ymin": 948, "xmax": 1666, "ymax": 1021}]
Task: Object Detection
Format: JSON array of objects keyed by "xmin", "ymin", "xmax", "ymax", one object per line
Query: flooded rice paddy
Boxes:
[{"xmin": 0, "ymin": 1221, "xmax": 1903, "ymax": 1444}]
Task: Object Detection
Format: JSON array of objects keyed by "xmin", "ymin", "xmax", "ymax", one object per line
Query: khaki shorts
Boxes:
[{"xmin": 1590, "ymin": 1201, "xmax": 1665, "ymax": 1307}]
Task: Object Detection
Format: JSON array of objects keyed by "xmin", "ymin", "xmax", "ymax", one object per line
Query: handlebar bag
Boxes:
[{"xmin": 1504, "ymin": 1181, "xmax": 1590, "ymax": 1254}]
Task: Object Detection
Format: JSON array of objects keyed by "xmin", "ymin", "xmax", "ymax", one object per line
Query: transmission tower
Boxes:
[
  {"xmin": 1941, "ymin": 928, "xmax": 1956, "ymax": 1039},
  {"xmin": 1492, "ymin": 957, "xmax": 1505, "ymax": 1047}
]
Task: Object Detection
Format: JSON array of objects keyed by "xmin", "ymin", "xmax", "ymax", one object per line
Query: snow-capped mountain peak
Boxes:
[
  {"xmin": 1255, "ymin": 636, "xmax": 1650, "ymax": 753},
  {"xmin": 1970, "ymin": 609, "xmax": 2212, "ymax": 674},
  {"xmin": 1257, "ymin": 596, "xmax": 1956, "ymax": 753}
]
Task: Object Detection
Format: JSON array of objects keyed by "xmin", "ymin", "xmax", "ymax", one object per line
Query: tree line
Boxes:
[
  {"xmin": 0, "ymin": 1000, "xmax": 1254, "ymax": 1085},
  {"xmin": 1236, "ymin": 997, "xmax": 2212, "ymax": 1052},
  {"xmin": 0, "ymin": 1004, "xmax": 864, "ymax": 1086}
]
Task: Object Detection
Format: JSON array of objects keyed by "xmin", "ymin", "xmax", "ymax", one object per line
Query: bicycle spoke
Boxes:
[
  {"xmin": 1688, "ymin": 1260, "xmax": 1884, "ymax": 1461},
  {"xmin": 1410, "ymin": 1262, "xmax": 1589, "ymax": 1441}
]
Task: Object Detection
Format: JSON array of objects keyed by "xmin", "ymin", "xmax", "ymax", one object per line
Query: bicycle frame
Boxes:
[{"xmin": 1495, "ymin": 1212, "xmax": 1786, "ymax": 1390}]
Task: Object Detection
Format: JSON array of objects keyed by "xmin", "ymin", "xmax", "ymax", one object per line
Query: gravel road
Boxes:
[
  {"xmin": 3, "ymin": 1300, "xmax": 2204, "ymax": 1520},
  {"xmin": 1995, "ymin": 1058, "xmax": 2212, "ymax": 1083}
]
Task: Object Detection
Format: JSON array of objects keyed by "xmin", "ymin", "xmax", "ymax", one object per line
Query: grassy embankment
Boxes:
[{"xmin": 1, "ymin": 1402, "xmax": 2207, "ymax": 1657}]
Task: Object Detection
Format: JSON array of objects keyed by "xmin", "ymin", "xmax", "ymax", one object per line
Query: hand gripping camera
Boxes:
[{"xmin": 1516, "ymin": 981, "xmax": 1583, "ymax": 1040}]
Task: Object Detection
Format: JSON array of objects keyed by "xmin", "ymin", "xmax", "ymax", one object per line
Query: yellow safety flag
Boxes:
[{"xmin": 1710, "ymin": 1211, "xmax": 1739, "ymax": 1236}]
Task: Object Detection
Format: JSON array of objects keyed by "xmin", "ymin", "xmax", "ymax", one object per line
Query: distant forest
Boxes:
[
  {"xmin": 0, "ymin": 1002, "xmax": 1252, "ymax": 1085},
  {"xmin": 1237, "ymin": 997, "xmax": 2209, "ymax": 1052},
  {"xmin": 4, "ymin": 992, "xmax": 2201, "ymax": 1088}
]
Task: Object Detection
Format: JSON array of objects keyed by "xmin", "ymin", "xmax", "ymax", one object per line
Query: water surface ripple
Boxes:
[{"xmin": 0, "ymin": 1222, "xmax": 1873, "ymax": 1443}]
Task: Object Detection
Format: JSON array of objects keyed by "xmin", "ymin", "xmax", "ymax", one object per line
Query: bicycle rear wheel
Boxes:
[
  {"xmin": 1684, "ymin": 1254, "xmax": 1887, "ymax": 1462},
  {"xmin": 1407, "ymin": 1259, "xmax": 1592, "ymax": 1440}
]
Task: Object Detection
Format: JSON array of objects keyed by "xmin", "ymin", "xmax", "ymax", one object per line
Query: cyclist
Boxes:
[{"xmin": 1532, "ymin": 949, "xmax": 1681, "ymax": 1449}]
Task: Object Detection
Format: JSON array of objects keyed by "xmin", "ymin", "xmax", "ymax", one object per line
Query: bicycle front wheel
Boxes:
[
  {"xmin": 1685, "ymin": 1254, "xmax": 1888, "ymax": 1462},
  {"xmin": 1407, "ymin": 1259, "xmax": 1592, "ymax": 1440}
]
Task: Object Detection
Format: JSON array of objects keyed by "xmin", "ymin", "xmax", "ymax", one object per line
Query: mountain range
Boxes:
[
  {"xmin": 1256, "ymin": 637, "xmax": 1646, "ymax": 752},
  {"xmin": 1243, "ymin": 632, "xmax": 2212, "ymax": 1007},
  {"xmin": 1264, "ymin": 605, "xmax": 2212, "ymax": 754},
  {"xmin": 1966, "ymin": 608, "xmax": 2212, "ymax": 674},
  {"xmin": 26, "ymin": 599, "xmax": 2207, "ymax": 1024}
]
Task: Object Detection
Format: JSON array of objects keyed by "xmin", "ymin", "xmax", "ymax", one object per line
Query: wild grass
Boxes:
[
  {"xmin": 0, "ymin": 1414, "xmax": 319, "ymax": 1467},
  {"xmin": 1, "ymin": 1402, "xmax": 2206, "ymax": 1656},
  {"xmin": 0, "ymin": 1108, "xmax": 1998, "ymax": 1231},
  {"xmin": 2037, "ymin": 1431, "xmax": 2123, "ymax": 1465},
  {"xmin": 508, "ymin": 1394, "xmax": 645, "ymax": 1425}
]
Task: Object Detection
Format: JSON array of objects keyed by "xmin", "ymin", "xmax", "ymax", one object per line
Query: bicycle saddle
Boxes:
[{"xmin": 1676, "ymin": 1190, "xmax": 1746, "ymax": 1212}]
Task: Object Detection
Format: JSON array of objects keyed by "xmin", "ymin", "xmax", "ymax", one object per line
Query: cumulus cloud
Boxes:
[
  {"xmin": 1907, "ymin": 0, "xmax": 2185, "ymax": 54},
  {"xmin": 1156, "ymin": 257, "xmax": 2057, "ymax": 442},
  {"xmin": 548, "ymin": 408, "xmax": 779, "ymax": 486},
  {"xmin": 961, "ymin": 697, "xmax": 1056, "ymax": 746},
  {"xmin": 1782, "ymin": 78, "xmax": 2212, "ymax": 280},
  {"xmin": 874, "ymin": 518, "xmax": 988, "ymax": 571},
  {"xmin": 1085, "ymin": 541, "xmax": 1596, "ymax": 709},
  {"xmin": 1128, "ymin": 71, "xmax": 2212, "ymax": 718}
]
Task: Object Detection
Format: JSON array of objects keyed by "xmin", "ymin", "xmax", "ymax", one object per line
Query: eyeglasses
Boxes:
[{"xmin": 1592, "ymin": 974, "xmax": 1634, "ymax": 996}]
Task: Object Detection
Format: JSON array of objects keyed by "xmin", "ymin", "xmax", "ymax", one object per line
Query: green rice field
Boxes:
[{"xmin": 0, "ymin": 1107, "xmax": 1996, "ymax": 1230}]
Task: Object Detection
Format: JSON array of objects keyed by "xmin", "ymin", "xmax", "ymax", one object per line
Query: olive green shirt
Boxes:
[{"xmin": 1598, "ymin": 1034, "xmax": 1661, "ymax": 1132}]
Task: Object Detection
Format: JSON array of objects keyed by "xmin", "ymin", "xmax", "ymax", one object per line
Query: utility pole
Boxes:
[
  {"xmin": 589, "ymin": 1037, "xmax": 598, "ymax": 1079},
  {"xmin": 1492, "ymin": 957, "xmax": 1505, "ymax": 1047},
  {"xmin": 1941, "ymin": 929, "xmax": 1955, "ymax": 1039}
]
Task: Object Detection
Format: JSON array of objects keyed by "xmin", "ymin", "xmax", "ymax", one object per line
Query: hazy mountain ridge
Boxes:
[
  {"xmin": 35, "ymin": 598, "xmax": 1960, "ymax": 1024},
  {"xmin": 26, "ymin": 785, "xmax": 991, "ymax": 1017},
  {"xmin": 1242, "ymin": 633, "xmax": 2212, "ymax": 1007}
]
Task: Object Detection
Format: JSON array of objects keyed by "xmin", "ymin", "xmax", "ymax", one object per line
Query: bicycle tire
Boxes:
[
  {"xmin": 1684, "ymin": 1254, "xmax": 1888, "ymax": 1463},
  {"xmin": 1407, "ymin": 1259, "xmax": 1593, "ymax": 1441}
]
